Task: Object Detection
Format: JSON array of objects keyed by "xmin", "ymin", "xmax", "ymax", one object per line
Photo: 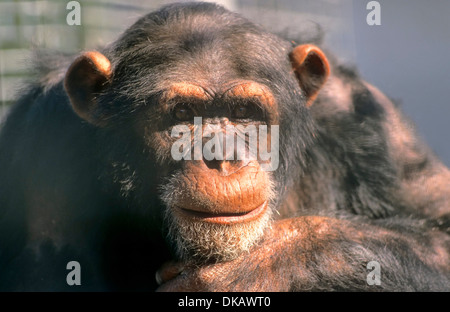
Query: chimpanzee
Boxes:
[{"xmin": 0, "ymin": 2, "xmax": 448, "ymax": 291}]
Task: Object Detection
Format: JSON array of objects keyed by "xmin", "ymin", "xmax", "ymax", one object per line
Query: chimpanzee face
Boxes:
[
  {"xmin": 64, "ymin": 6, "xmax": 329, "ymax": 262},
  {"xmin": 127, "ymin": 40, "xmax": 285, "ymax": 261}
]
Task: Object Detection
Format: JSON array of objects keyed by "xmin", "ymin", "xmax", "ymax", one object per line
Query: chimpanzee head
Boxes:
[{"xmin": 64, "ymin": 2, "xmax": 329, "ymax": 262}]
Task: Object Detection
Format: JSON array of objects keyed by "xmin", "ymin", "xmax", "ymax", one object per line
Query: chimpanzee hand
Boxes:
[{"xmin": 156, "ymin": 216, "xmax": 450, "ymax": 292}]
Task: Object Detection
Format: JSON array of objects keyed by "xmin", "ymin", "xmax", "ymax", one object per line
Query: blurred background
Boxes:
[{"xmin": 0, "ymin": 0, "xmax": 449, "ymax": 166}]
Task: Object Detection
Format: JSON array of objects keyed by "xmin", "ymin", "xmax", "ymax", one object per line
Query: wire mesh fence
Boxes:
[{"xmin": 0, "ymin": 0, "xmax": 169, "ymax": 119}]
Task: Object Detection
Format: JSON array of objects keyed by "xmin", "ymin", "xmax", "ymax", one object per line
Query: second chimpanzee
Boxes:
[{"xmin": 0, "ymin": 2, "xmax": 448, "ymax": 291}]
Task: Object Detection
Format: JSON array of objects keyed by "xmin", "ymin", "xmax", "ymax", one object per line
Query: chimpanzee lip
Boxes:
[{"xmin": 176, "ymin": 201, "xmax": 268, "ymax": 225}]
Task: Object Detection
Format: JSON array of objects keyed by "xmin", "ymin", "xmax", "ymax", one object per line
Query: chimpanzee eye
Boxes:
[
  {"xmin": 172, "ymin": 103, "xmax": 194, "ymax": 121},
  {"xmin": 232, "ymin": 104, "xmax": 254, "ymax": 119}
]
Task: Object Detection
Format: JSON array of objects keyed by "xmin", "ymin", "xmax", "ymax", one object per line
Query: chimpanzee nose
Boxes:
[{"xmin": 203, "ymin": 158, "xmax": 247, "ymax": 176}]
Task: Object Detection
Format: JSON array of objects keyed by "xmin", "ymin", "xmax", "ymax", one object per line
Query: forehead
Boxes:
[
  {"xmin": 161, "ymin": 35, "xmax": 289, "ymax": 96},
  {"xmin": 112, "ymin": 11, "xmax": 292, "ymax": 99},
  {"xmin": 162, "ymin": 81, "xmax": 276, "ymax": 107}
]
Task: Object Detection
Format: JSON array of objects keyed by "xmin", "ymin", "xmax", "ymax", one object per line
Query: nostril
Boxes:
[
  {"xmin": 203, "ymin": 157, "xmax": 222, "ymax": 171},
  {"xmin": 202, "ymin": 157, "xmax": 246, "ymax": 175}
]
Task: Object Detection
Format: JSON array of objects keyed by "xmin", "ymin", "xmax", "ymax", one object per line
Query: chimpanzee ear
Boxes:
[
  {"xmin": 290, "ymin": 44, "xmax": 330, "ymax": 107},
  {"xmin": 64, "ymin": 51, "xmax": 112, "ymax": 125}
]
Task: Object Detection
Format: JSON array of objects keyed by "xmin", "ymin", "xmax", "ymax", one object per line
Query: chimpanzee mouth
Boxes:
[{"xmin": 176, "ymin": 201, "xmax": 268, "ymax": 225}]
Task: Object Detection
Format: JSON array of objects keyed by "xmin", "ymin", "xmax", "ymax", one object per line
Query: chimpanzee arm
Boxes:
[{"xmin": 157, "ymin": 216, "xmax": 450, "ymax": 291}]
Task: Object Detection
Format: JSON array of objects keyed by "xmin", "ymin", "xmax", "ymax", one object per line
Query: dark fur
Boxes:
[{"xmin": 0, "ymin": 2, "xmax": 448, "ymax": 291}]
